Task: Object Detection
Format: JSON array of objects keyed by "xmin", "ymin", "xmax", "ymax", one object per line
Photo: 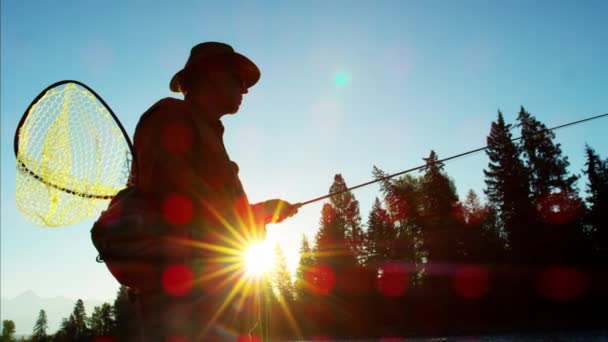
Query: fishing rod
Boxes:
[{"xmin": 295, "ymin": 112, "xmax": 608, "ymax": 208}]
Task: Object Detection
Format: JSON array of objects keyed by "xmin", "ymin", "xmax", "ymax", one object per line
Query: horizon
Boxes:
[
  {"xmin": 1, "ymin": 289, "xmax": 107, "ymax": 337},
  {"xmin": 2, "ymin": 0, "xmax": 607, "ymax": 326}
]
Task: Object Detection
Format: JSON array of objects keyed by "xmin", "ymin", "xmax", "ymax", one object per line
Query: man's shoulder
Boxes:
[
  {"xmin": 138, "ymin": 97, "xmax": 192, "ymax": 125},
  {"xmin": 146, "ymin": 97, "xmax": 191, "ymax": 114}
]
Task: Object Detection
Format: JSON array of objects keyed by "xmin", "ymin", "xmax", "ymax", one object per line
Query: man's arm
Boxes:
[{"xmin": 251, "ymin": 199, "xmax": 299, "ymax": 225}]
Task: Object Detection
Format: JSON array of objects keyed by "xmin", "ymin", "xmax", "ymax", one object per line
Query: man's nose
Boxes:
[{"xmin": 240, "ymin": 81, "xmax": 248, "ymax": 94}]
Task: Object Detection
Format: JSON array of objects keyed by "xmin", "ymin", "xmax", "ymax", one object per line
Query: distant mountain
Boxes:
[{"xmin": 0, "ymin": 290, "xmax": 105, "ymax": 336}]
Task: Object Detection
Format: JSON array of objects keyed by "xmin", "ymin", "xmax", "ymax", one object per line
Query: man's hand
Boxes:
[{"xmin": 257, "ymin": 199, "xmax": 299, "ymax": 224}]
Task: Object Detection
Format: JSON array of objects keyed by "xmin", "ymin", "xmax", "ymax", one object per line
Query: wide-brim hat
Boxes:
[{"xmin": 170, "ymin": 42, "xmax": 260, "ymax": 93}]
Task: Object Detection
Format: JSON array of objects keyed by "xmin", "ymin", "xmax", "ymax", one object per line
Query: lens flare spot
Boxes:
[
  {"xmin": 237, "ymin": 335, "xmax": 262, "ymax": 342},
  {"xmin": 162, "ymin": 264, "xmax": 194, "ymax": 297},
  {"xmin": 162, "ymin": 194, "xmax": 194, "ymax": 226},
  {"xmin": 538, "ymin": 266, "xmax": 587, "ymax": 302},
  {"xmin": 377, "ymin": 263, "xmax": 408, "ymax": 297},
  {"xmin": 334, "ymin": 70, "xmax": 351, "ymax": 87},
  {"xmin": 453, "ymin": 265, "xmax": 490, "ymax": 299},
  {"xmin": 305, "ymin": 264, "xmax": 336, "ymax": 296}
]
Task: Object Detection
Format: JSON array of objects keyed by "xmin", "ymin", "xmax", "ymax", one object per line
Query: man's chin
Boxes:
[{"xmin": 228, "ymin": 104, "xmax": 240, "ymax": 114}]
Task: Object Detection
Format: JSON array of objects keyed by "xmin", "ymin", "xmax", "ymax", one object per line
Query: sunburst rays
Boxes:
[{"xmin": 160, "ymin": 197, "xmax": 307, "ymax": 340}]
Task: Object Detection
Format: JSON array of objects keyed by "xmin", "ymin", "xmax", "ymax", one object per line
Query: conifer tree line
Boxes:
[
  {"xmin": 1, "ymin": 287, "xmax": 140, "ymax": 342},
  {"xmin": 3, "ymin": 107, "xmax": 606, "ymax": 340},
  {"xmin": 279, "ymin": 107, "xmax": 607, "ymax": 339},
  {"xmin": 291, "ymin": 107, "xmax": 606, "ymax": 288}
]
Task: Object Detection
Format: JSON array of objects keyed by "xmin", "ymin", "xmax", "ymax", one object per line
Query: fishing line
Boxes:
[{"xmin": 296, "ymin": 112, "xmax": 608, "ymax": 208}]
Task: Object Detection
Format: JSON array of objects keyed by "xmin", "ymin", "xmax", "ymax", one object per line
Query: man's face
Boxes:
[{"xmin": 207, "ymin": 67, "xmax": 248, "ymax": 115}]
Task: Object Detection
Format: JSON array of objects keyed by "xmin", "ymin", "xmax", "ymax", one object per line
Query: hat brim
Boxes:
[{"xmin": 170, "ymin": 53, "xmax": 260, "ymax": 93}]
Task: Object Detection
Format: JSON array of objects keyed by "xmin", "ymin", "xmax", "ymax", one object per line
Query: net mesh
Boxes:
[{"xmin": 16, "ymin": 83, "xmax": 131, "ymax": 227}]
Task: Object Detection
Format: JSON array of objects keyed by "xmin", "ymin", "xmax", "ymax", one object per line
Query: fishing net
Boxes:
[{"xmin": 15, "ymin": 81, "xmax": 133, "ymax": 227}]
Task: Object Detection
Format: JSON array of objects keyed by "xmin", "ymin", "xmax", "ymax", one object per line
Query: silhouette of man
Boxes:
[{"xmin": 129, "ymin": 42, "xmax": 298, "ymax": 341}]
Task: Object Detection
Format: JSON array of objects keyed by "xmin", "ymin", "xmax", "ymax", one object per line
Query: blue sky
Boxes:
[{"xmin": 1, "ymin": 0, "xmax": 607, "ymax": 306}]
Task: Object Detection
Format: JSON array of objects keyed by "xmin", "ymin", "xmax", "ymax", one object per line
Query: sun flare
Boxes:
[{"xmin": 243, "ymin": 241, "xmax": 275, "ymax": 278}]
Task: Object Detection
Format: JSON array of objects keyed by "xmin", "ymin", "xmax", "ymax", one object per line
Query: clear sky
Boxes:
[{"xmin": 1, "ymin": 0, "xmax": 607, "ymax": 305}]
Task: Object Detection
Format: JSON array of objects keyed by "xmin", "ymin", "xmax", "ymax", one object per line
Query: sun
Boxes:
[{"xmin": 243, "ymin": 241, "xmax": 275, "ymax": 278}]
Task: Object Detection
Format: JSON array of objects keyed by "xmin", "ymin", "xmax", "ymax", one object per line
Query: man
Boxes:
[{"xmin": 129, "ymin": 42, "xmax": 298, "ymax": 341}]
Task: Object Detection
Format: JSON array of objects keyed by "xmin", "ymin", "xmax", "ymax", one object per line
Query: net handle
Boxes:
[{"xmin": 13, "ymin": 80, "xmax": 136, "ymax": 198}]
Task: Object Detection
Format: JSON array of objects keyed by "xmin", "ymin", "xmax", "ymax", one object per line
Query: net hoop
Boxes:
[{"xmin": 14, "ymin": 80, "xmax": 135, "ymax": 199}]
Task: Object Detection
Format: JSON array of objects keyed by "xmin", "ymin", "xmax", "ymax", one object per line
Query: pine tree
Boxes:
[
  {"xmin": 484, "ymin": 111, "xmax": 533, "ymax": 263},
  {"xmin": 518, "ymin": 107, "xmax": 578, "ymax": 197},
  {"xmin": 54, "ymin": 317, "xmax": 76, "ymax": 342},
  {"xmin": 328, "ymin": 174, "xmax": 365, "ymax": 264},
  {"xmin": 460, "ymin": 190, "xmax": 485, "ymax": 261},
  {"xmin": 584, "ymin": 144, "xmax": 608, "ymax": 263},
  {"xmin": 518, "ymin": 107, "xmax": 582, "ymax": 224},
  {"xmin": 89, "ymin": 306, "xmax": 103, "ymax": 337},
  {"xmin": 420, "ymin": 150, "xmax": 462, "ymax": 263},
  {"xmin": 314, "ymin": 203, "xmax": 354, "ymax": 268},
  {"xmin": 518, "ymin": 107, "xmax": 589, "ymax": 264},
  {"xmin": 294, "ymin": 235, "xmax": 314, "ymax": 300},
  {"xmin": 461, "ymin": 190, "xmax": 506, "ymax": 263},
  {"xmin": 64, "ymin": 299, "xmax": 90, "ymax": 342},
  {"xmin": 273, "ymin": 244, "xmax": 294, "ymax": 302},
  {"xmin": 53, "ymin": 303, "xmax": 84, "ymax": 342},
  {"xmin": 463, "ymin": 190, "xmax": 484, "ymax": 226},
  {"xmin": 365, "ymin": 198, "xmax": 396, "ymax": 264},
  {"xmin": 32, "ymin": 309, "xmax": 48, "ymax": 342},
  {"xmin": 89, "ymin": 303, "xmax": 115, "ymax": 338},
  {"xmin": 100, "ymin": 303, "xmax": 115, "ymax": 336},
  {"xmin": 373, "ymin": 167, "xmax": 424, "ymax": 266},
  {"xmin": 74, "ymin": 299, "xmax": 88, "ymax": 337},
  {"xmin": 113, "ymin": 286, "xmax": 140, "ymax": 342},
  {"xmin": 1, "ymin": 320, "xmax": 16, "ymax": 342},
  {"xmin": 479, "ymin": 206, "xmax": 506, "ymax": 263},
  {"xmin": 91, "ymin": 306, "xmax": 104, "ymax": 336}
]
